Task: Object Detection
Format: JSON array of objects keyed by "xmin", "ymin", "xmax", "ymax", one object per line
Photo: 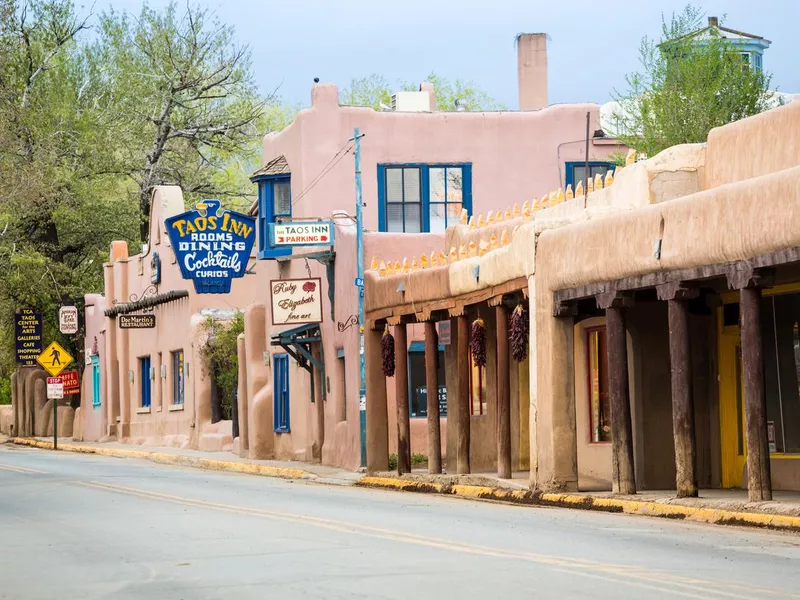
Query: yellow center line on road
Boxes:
[
  {"xmin": 0, "ymin": 463, "xmax": 47, "ymax": 474},
  {"xmin": 74, "ymin": 480, "xmax": 797, "ymax": 600}
]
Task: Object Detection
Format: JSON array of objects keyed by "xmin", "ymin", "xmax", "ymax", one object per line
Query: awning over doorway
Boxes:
[{"xmin": 270, "ymin": 323, "xmax": 323, "ymax": 374}]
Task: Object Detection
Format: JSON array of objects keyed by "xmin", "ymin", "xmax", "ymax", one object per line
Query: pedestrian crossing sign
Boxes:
[{"xmin": 37, "ymin": 342, "xmax": 73, "ymax": 377}]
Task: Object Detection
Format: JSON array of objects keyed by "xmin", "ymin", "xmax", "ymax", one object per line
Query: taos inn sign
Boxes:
[
  {"xmin": 166, "ymin": 199, "xmax": 256, "ymax": 294},
  {"xmin": 269, "ymin": 221, "xmax": 334, "ymax": 247}
]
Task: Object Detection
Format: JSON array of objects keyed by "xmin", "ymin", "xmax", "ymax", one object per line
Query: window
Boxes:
[
  {"xmin": 172, "ymin": 350, "xmax": 184, "ymax": 405},
  {"xmin": 336, "ymin": 348, "xmax": 346, "ymax": 422},
  {"xmin": 255, "ymin": 175, "xmax": 292, "ymax": 259},
  {"xmin": 587, "ymin": 327, "xmax": 610, "ymax": 443},
  {"xmin": 273, "ymin": 354, "xmax": 290, "ymax": 433},
  {"xmin": 754, "ymin": 52, "xmax": 763, "ymax": 72},
  {"xmin": 378, "ymin": 164, "xmax": 472, "ymax": 233},
  {"xmin": 91, "ymin": 355, "xmax": 101, "ymax": 408},
  {"xmin": 408, "ymin": 342, "xmax": 447, "ymax": 418},
  {"xmin": 565, "ymin": 161, "xmax": 614, "ymax": 192},
  {"xmin": 139, "ymin": 356, "xmax": 151, "ymax": 408},
  {"xmin": 761, "ymin": 292, "xmax": 800, "ymax": 453}
]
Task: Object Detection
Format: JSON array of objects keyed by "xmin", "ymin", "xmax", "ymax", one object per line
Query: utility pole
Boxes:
[{"xmin": 354, "ymin": 127, "xmax": 367, "ymax": 468}]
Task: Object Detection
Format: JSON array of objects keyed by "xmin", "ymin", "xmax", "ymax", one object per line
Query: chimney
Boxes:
[
  {"xmin": 708, "ymin": 16, "xmax": 718, "ymax": 28},
  {"xmin": 517, "ymin": 33, "xmax": 548, "ymax": 111}
]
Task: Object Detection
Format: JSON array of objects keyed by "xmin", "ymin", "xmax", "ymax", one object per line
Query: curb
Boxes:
[
  {"xmin": 358, "ymin": 476, "xmax": 800, "ymax": 533},
  {"xmin": 10, "ymin": 438, "xmax": 315, "ymax": 481}
]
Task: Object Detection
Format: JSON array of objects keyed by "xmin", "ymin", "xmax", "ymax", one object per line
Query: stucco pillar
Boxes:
[
  {"xmin": 456, "ymin": 314, "xmax": 471, "ymax": 474},
  {"xmin": 517, "ymin": 33, "xmax": 548, "ymax": 111},
  {"xmin": 245, "ymin": 304, "xmax": 273, "ymax": 459},
  {"xmin": 394, "ymin": 323, "xmax": 411, "ymax": 475},
  {"xmin": 740, "ymin": 286, "xmax": 772, "ymax": 502},
  {"xmin": 365, "ymin": 326, "xmax": 389, "ymax": 472},
  {"xmin": 236, "ymin": 333, "xmax": 248, "ymax": 454},
  {"xmin": 424, "ymin": 321, "xmax": 442, "ymax": 474},
  {"xmin": 113, "ymin": 262, "xmax": 130, "ymax": 439},
  {"xmin": 496, "ymin": 304, "xmax": 512, "ymax": 479}
]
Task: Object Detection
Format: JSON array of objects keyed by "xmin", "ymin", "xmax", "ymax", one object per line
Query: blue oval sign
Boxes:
[{"xmin": 165, "ymin": 200, "xmax": 256, "ymax": 294}]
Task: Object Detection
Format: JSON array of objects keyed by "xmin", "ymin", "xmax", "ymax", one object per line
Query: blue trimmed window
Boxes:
[
  {"xmin": 172, "ymin": 349, "xmax": 185, "ymax": 405},
  {"xmin": 91, "ymin": 355, "xmax": 101, "ymax": 408},
  {"xmin": 565, "ymin": 161, "xmax": 614, "ymax": 191},
  {"xmin": 139, "ymin": 356, "xmax": 151, "ymax": 408},
  {"xmin": 378, "ymin": 164, "xmax": 472, "ymax": 233},
  {"xmin": 273, "ymin": 354, "xmax": 290, "ymax": 433},
  {"xmin": 255, "ymin": 175, "xmax": 292, "ymax": 259},
  {"xmin": 407, "ymin": 341, "xmax": 447, "ymax": 418}
]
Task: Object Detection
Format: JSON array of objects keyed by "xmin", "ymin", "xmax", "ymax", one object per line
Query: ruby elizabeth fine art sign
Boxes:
[{"xmin": 270, "ymin": 278, "xmax": 323, "ymax": 325}]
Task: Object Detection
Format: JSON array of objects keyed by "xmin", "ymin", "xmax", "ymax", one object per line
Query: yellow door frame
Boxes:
[{"xmin": 718, "ymin": 283, "xmax": 800, "ymax": 488}]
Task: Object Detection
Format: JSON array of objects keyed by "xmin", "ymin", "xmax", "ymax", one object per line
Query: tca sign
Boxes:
[{"xmin": 166, "ymin": 200, "xmax": 256, "ymax": 294}]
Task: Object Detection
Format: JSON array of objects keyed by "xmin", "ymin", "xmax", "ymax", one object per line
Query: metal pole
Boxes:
[
  {"xmin": 355, "ymin": 127, "xmax": 367, "ymax": 468},
  {"xmin": 584, "ymin": 111, "xmax": 590, "ymax": 209},
  {"xmin": 53, "ymin": 393, "xmax": 58, "ymax": 450}
]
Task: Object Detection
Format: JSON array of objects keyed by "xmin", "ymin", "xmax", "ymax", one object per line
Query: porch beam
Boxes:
[
  {"xmin": 365, "ymin": 327, "xmax": 389, "ymax": 472},
  {"xmin": 496, "ymin": 304, "xmax": 512, "ymax": 479},
  {"xmin": 424, "ymin": 321, "xmax": 443, "ymax": 474},
  {"xmin": 456, "ymin": 314, "xmax": 471, "ymax": 474},
  {"xmin": 667, "ymin": 298, "xmax": 698, "ymax": 497},
  {"xmin": 394, "ymin": 323, "xmax": 411, "ymax": 475},
  {"xmin": 740, "ymin": 286, "xmax": 773, "ymax": 502},
  {"xmin": 606, "ymin": 305, "xmax": 636, "ymax": 495}
]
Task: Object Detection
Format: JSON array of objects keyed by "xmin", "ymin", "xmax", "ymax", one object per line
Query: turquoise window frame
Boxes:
[
  {"xmin": 377, "ymin": 163, "xmax": 472, "ymax": 233},
  {"xmin": 139, "ymin": 356, "xmax": 151, "ymax": 408},
  {"xmin": 564, "ymin": 161, "xmax": 615, "ymax": 189},
  {"xmin": 273, "ymin": 354, "xmax": 290, "ymax": 433},
  {"xmin": 91, "ymin": 355, "xmax": 101, "ymax": 409},
  {"xmin": 254, "ymin": 175, "xmax": 292, "ymax": 259}
]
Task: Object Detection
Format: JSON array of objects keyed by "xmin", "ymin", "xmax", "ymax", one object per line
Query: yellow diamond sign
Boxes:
[{"xmin": 37, "ymin": 342, "xmax": 73, "ymax": 377}]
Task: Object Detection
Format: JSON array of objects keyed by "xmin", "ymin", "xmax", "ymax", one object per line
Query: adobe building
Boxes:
[
  {"xmin": 238, "ymin": 33, "xmax": 623, "ymax": 470},
  {"xmin": 363, "ymin": 98, "xmax": 800, "ymax": 501}
]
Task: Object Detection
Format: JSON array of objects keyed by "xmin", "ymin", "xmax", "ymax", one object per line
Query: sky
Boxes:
[{"xmin": 99, "ymin": 0, "xmax": 799, "ymax": 109}]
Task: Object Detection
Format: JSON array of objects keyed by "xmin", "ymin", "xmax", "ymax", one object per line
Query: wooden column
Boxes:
[
  {"xmin": 365, "ymin": 326, "xmax": 389, "ymax": 472},
  {"xmin": 740, "ymin": 286, "xmax": 772, "ymax": 502},
  {"xmin": 424, "ymin": 321, "xmax": 442, "ymax": 474},
  {"xmin": 456, "ymin": 314, "xmax": 471, "ymax": 474},
  {"xmin": 394, "ymin": 323, "xmax": 411, "ymax": 475},
  {"xmin": 496, "ymin": 304, "xmax": 512, "ymax": 479},
  {"xmin": 667, "ymin": 297, "xmax": 698, "ymax": 497},
  {"xmin": 605, "ymin": 301, "xmax": 636, "ymax": 495}
]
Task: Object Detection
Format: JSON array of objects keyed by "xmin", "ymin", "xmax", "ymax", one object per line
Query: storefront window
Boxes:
[
  {"xmin": 588, "ymin": 327, "xmax": 610, "ymax": 443},
  {"xmin": 761, "ymin": 293, "xmax": 800, "ymax": 453}
]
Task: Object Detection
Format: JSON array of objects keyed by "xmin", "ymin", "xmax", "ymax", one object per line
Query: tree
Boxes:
[
  {"xmin": 611, "ymin": 5, "xmax": 772, "ymax": 157},
  {"xmin": 340, "ymin": 72, "xmax": 504, "ymax": 111},
  {"xmin": 93, "ymin": 2, "xmax": 266, "ymax": 240}
]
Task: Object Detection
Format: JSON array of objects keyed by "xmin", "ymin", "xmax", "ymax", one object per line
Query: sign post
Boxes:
[
  {"xmin": 15, "ymin": 307, "xmax": 43, "ymax": 366},
  {"xmin": 38, "ymin": 342, "xmax": 74, "ymax": 450}
]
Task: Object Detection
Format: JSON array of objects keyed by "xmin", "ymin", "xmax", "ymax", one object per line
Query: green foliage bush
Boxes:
[{"xmin": 200, "ymin": 313, "xmax": 244, "ymax": 421}]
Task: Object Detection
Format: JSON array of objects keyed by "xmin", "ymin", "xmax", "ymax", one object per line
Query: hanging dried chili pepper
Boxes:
[
  {"xmin": 381, "ymin": 327, "xmax": 395, "ymax": 377},
  {"xmin": 510, "ymin": 304, "xmax": 529, "ymax": 362},
  {"xmin": 471, "ymin": 318, "xmax": 487, "ymax": 368}
]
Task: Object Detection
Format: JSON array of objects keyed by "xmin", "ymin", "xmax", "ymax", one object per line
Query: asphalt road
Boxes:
[{"xmin": 1, "ymin": 445, "xmax": 800, "ymax": 600}]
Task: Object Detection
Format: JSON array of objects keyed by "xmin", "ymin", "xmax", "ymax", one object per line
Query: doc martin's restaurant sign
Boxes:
[{"xmin": 166, "ymin": 200, "xmax": 256, "ymax": 294}]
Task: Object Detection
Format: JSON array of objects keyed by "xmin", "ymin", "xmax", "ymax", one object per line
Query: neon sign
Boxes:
[{"xmin": 165, "ymin": 199, "xmax": 256, "ymax": 294}]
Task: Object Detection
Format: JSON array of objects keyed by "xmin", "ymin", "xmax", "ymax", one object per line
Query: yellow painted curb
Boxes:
[
  {"xmin": 359, "ymin": 476, "xmax": 800, "ymax": 532},
  {"xmin": 11, "ymin": 437, "xmax": 314, "ymax": 481}
]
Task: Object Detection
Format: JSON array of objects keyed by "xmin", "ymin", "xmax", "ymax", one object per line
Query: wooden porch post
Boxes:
[
  {"xmin": 456, "ymin": 314, "xmax": 471, "ymax": 474},
  {"xmin": 667, "ymin": 297, "xmax": 698, "ymax": 497},
  {"xmin": 602, "ymin": 295, "xmax": 636, "ymax": 495},
  {"xmin": 394, "ymin": 323, "xmax": 411, "ymax": 475},
  {"xmin": 365, "ymin": 326, "xmax": 389, "ymax": 473},
  {"xmin": 740, "ymin": 286, "xmax": 773, "ymax": 502},
  {"xmin": 424, "ymin": 321, "xmax": 442, "ymax": 474},
  {"xmin": 496, "ymin": 304, "xmax": 512, "ymax": 479}
]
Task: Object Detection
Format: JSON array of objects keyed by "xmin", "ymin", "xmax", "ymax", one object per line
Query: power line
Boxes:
[{"xmin": 291, "ymin": 140, "xmax": 354, "ymax": 207}]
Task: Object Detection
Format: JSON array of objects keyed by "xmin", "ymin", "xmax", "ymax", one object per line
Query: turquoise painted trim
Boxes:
[
  {"xmin": 408, "ymin": 341, "xmax": 446, "ymax": 353},
  {"xmin": 255, "ymin": 175, "xmax": 293, "ymax": 260},
  {"xmin": 565, "ymin": 161, "xmax": 615, "ymax": 188},
  {"xmin": 273, "ymin": 354, "xmax": 290, "ymax": 433},
  {"xmin": 91, "ymin": 355, "xmax": 101, "ymax": 409}
]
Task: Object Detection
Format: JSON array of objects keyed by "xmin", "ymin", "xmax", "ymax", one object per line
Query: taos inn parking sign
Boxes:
[{"xmin": 166, "ymin": 199, "xmax": 256, "ymax": 294}]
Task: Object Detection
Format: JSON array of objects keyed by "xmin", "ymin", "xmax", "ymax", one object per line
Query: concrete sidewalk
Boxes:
[{"xmin": 6, "ymin": 435, "xmax": 800, "ymax": 533}]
